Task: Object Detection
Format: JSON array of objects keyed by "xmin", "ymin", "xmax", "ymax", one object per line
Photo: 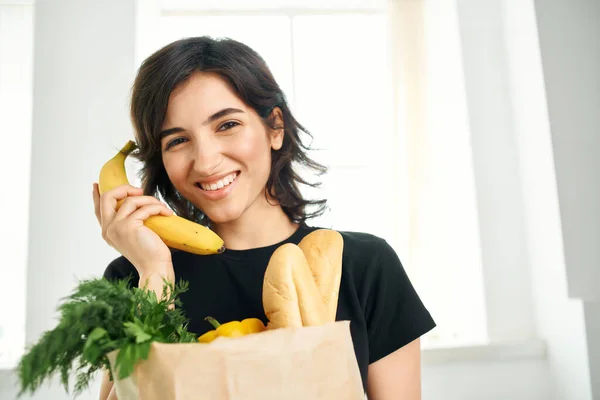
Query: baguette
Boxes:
[
  {"xmin": 297, "ymin": 229, "xmax": 344, "ymax": 323},
  {"xmin": 262, "ymin": 243, "xmax": 328, "ymax": 329}
]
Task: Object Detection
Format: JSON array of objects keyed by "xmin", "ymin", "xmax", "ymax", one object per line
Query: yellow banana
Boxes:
[{"xmin": 98, "ymin": 140, "xmax": 226, "ymax": 255}]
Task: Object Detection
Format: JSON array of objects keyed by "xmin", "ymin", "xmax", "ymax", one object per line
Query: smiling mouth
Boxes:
[{"xmin": 195, "ymin": 171, "xmax": 240, "ymax": 191}]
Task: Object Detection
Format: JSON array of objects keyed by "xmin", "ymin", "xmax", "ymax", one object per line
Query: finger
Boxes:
[
  {"xmin": 113, "ymin": 196, "xmax": 166, "ymax": 222},
  {"xmin": 99, "ymin": 185, "xmax": 144, "ymax": 225},
  {"xmin": 92, "ymin": 183, "xmax": 101, "ymax": 225},
  {"xmin": 126, "ymin": 203, "xmax": 174, "ymax": 223}
]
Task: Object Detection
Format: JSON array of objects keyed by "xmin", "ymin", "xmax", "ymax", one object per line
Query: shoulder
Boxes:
[
  {"xmin": 303, "ymin": 225, "xmax": 389, "ymax": 257},
  {"xmin": 335, "ymin": 229, "xmax": 399, "ymax": 282},
  {"xmin": 338, "ymin": 230, "xmax": 390, "ymax": 258}
]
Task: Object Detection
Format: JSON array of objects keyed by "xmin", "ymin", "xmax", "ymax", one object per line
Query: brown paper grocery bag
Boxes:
[{"xmin": 106, "ymin": 320, "xmax": 364, "ymax": 400}]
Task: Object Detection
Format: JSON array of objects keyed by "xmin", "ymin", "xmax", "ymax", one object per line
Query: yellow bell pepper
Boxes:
[{"xmin": 198, "ymin": 316, "xmax": 266, "ymax": 343}]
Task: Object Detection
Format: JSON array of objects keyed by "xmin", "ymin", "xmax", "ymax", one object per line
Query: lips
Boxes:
[{"xmin": 196, "ymin": 171, "xmax": 240, "ymax": 191}]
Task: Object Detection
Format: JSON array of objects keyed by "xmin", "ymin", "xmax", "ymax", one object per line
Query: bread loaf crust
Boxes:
[
  {"xmin": 298, "ymin": 230, "xmax": 344, "ymax": 323},
  {"xmin": 290, "ymin": 244, "xmax": 328, "ymax": 326},
  {"xmin": 262, "ymin": 230, "xmax": 344, "ymax": 329},
  {"xmin": 262, "ymin": 243, "xmax": 328, "ymax": 329},
  {"xmin": 262, "ymin": 243, "xmax": 303, "ymax": 329}
]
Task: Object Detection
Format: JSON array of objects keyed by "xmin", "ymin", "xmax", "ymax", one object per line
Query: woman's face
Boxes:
[{"xmin": 159, "ymin": 72, "xmax": 284, "ymax": 225}]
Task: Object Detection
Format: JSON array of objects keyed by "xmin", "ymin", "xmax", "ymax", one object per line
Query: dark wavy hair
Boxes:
[{"xmin": 128, "ymin": 36, "xmax": 328, "ymax": 226}]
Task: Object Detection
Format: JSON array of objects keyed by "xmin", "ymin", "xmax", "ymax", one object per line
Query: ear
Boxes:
[{"xmin": 269, "ymin": 107, "xmax": 285, "ymax": 150}]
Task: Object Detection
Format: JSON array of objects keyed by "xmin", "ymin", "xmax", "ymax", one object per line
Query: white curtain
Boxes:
[
  {"xmin": 388, "ymin": 0, "xmax": 487, "ymax": 347},
  {"xmin": 0, "ymin": 3, "xmax": 34, "ymax": 367}
]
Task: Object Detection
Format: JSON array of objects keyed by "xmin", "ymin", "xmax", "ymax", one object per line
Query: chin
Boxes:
[{"xmin": 203, "ymin": 207, "xmax": 244, "ymax": 225}]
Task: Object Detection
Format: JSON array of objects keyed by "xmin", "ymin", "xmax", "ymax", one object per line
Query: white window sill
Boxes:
[{"xmin": 422, "ymin": 339, "xmax": 547, "ymax": 366}]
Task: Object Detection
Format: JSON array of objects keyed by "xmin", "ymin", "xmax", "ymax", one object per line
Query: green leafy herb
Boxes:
[{"xmin": 16, "ymin": 277, "xmax": 197, "ymax": 397}]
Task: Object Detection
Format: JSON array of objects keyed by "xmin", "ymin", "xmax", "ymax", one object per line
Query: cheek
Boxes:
[
  {"xmin": 162, "ymin": 156, "xmax": 188, "ymax": 187},
  {"xmin": 234, "ymin": 130, "xmax": 272, "ymax": 170}
]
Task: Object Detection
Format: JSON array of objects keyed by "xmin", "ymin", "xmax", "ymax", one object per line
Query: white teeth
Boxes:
[{"xmin": 199, "ymin": 172, "xmax": 238, "ymax": 191}]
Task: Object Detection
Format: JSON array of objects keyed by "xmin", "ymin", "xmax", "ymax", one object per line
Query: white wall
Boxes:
[
  {"xmin": 524, "ymin": 0, "xmax": 600, "ymax": 398},
  {"xmin": 454, "ymin": 0, "xmax": 597, "ymax": 398},
  {"xmin": 585, "ymin": 302, "xmax": 600, "ymax": 399},
  {"xmin": 531, "ymin": 2, "xmax": 600, "ymax": 396},
  {"xmin": 502, "ymin": 0, "xmax": 593, "ymax": 397},
  {"xmin": 424, "ymin": 358, "xmax": 553, "ymax": 400},
  {"xmin": 532, "ymin": 0, "xmax": 600, "ymax": 304},
  {"xmin": 0, "ymin": 0, "xmax": 137, "ymax": 399},
  {"xmin": 455, "ymin": 0, "xmax": 537, "ymax": 345},
  {"xmin": 0, "ymin": 2, "xmax": 34, "ymax": 371}
]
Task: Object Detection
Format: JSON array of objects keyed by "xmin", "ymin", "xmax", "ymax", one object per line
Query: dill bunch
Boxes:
[{"xmin": 16, "ymin": 277, "xmax": 197, "ymax": 397}]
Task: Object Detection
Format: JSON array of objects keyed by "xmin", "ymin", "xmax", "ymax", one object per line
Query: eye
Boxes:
[
  {"xmin": 165, "ymin": 137, "xmax": 187, "ymax": 149},
  {"xmin": 218, "ymin": 121, "xmax": 240, "ymax": 131}
]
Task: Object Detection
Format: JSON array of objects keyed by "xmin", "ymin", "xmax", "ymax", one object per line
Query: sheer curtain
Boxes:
[
  {"xmin": 0, "ymin": 3, "xmax": 34, "ymax": 367},
  {"xmin": 388, "ymin": 0, "xmax": 487, "ymax": 347}
]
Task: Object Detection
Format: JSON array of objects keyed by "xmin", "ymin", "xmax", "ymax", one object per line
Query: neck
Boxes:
[{"xmin": 211, "ymin": 196, "xmax": 299, "ymax": 251}]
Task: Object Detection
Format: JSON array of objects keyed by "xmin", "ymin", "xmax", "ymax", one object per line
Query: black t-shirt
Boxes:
[{"xmin": 103, "ymin": 223, "xmax": 436, "ymax": 393}]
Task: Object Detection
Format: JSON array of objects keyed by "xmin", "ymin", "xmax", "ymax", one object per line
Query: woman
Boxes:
[{"xmin": 93, "ymin": 36, "xmax": 435, "ymax": 399}]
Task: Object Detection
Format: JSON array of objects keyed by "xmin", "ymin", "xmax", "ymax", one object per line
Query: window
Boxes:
[
  {"xmin": 0, "ymin": 2, "xmax": 34, "ymax": 368},
  {"xmin": 138, "ymin": 0, "xmax": 488, "ymax": 348},
  {"xmin": 144, "ymin": 9, "xmax": 397, "ymax": 246}
]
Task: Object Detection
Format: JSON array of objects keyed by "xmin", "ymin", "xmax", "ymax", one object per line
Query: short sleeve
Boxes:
[
  {"xmin": 102, "ymin": 256, "xmax": 140, "ymax": 289},
  {"xmin": 364, "ymin": 240, "xmax": 436, "ymax": 364}
]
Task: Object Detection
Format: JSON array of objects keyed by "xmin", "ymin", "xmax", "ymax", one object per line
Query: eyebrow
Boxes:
[{"xmin": 159, "ymin": 107, "xmax": 245, "ymax": 139}]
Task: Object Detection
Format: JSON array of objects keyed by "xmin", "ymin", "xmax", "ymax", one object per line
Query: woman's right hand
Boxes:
[{"xmin": 92, "ymin": 183, "xmax": 175, "ymax": 279}]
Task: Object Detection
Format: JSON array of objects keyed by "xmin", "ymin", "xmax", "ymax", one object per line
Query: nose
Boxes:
[{"xmin": 191, "ymin": 136, "xmax": 222, "ymax": 177}]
